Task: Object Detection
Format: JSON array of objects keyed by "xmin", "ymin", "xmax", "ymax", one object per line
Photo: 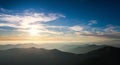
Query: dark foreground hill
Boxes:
[
  {"xmin": 0, "ymin": 46, "xmax": 120, "ymax": 65},
  {"xmin": 81, "ymin": 46, "xmax": 120, "ymax": 65}
]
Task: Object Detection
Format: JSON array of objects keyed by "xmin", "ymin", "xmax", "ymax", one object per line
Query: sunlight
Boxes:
[{"xmin": 28, "ymin": 25, "xmax": 40, "ymax": 36}]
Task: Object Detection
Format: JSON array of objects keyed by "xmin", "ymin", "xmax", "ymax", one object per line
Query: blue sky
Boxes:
[
  {"xmin": 0, "ymin": 0, "xmax": 119, "ymax": 44},
  {"xmin": 0, "ymin": 0, "xmax": 120, "ymax": 26}
]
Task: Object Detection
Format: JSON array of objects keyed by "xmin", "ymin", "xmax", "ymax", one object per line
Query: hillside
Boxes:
[{"xmin": 0, "ymin": 46, "xmax": 119, "ymax": 65}]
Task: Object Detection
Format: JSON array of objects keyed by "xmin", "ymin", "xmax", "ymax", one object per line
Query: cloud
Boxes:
[
  {"xmin": 0, "ymin": 12, "xmax": 64, "ymax": 23},
  {"xmin": 0, "ymin": 8, "xmax": 12, "ymax": 13},
  {"xmin": 0, "ymin": 11, "xmax": 65, "ymax": 35},
  {"xmin": 104, "ymin": 25, "xmax": 120, "ymax": 33},
  {"xmin": 70, "ymin": 25, "xmax": 83, "ymax": 31},
  {"xmin": 76, "ymin": 25, "xmax": 120, "ymax": 39},
  {"xmin": 57, "ymin": 24, "xmax": 120, "ymax": 40},
  {"xmin": 88, "ymin": 20, "xmax": 97, "ymax": 25}
]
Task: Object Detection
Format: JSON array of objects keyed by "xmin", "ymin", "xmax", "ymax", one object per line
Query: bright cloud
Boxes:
[
  {"xmin": 70, "ymin": 25, "xmax": 83, "ymax": 31},
  {"xmin": 0, "ymin": 12, "xmax": 64, "ymax": 23},
  {"xmin": 0, "ymin": 11, "xmax": 65, "ymax": 35}
]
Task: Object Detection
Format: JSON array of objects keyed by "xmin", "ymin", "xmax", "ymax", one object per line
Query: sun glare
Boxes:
[{"xmin": 28, "ymin": 25, "xmax": 39, "ymax": 36}]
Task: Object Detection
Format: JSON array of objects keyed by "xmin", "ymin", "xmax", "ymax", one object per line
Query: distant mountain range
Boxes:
[
  {"xmin": 0, "ymin": 46, "xmax": 120, "ymax": 65},
  {"xmin": 0, "ymin": 44, "xmax": 105, "ymax": 54},
  {"xmin": 61, "ymin": 44, "xmax": 105, "ymax": 54}
]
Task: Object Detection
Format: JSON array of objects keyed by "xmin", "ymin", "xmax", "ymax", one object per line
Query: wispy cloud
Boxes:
[
  {"xmin": 0, "ymin": 8, "xmax": 12, "ymax": 13},
  {"xmin": 0, "ymin": 11, "xmax": 65, "ymax": 35},
  {"xmin": 70, "ymin": 25, "xmax": 83, "ymax": 31},
  {"xmin": 88, "ymin": 20, "xmax": 97, "ymax": 25},
  {"xmin": 73, "ymin": 25, "xmax": 120, "ymax": 39}
]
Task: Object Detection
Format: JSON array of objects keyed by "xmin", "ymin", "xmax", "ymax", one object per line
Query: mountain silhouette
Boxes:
[
  {"xmin": 63, "ymin": 45, "xmax": 104, "ymax": 54},
  {"xmin": 82, "ymin": 46, "xmax": 120, "ymax": 65},
  {"xmin": 0, "ymin": 46, "xmax": 120, "ymax": 65},
  {"xmin": 0, "ymin": 44, "xmax": 104, "ymax": 54},
  {"xmin": 0, "ymin": 47, "xmax": 81, "ymax": 65}
]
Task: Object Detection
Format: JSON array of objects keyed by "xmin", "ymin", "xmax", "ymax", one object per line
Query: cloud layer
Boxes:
[
  {"xmin": 0, "ymin": 9, "xmax": 120, "ymax": 44},
  {"xmin": 0, "ymin": 11, "xmax": 65, "ymax": 35}
]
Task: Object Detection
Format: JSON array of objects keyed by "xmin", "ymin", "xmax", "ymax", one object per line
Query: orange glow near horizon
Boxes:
[{"xmin": 0, "ymin": 35, "xmax": 111, "ymax": 43}]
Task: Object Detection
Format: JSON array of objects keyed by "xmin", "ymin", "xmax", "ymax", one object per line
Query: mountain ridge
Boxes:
[
  {"xmin": 0, "ymin": 44, "xmax": 107, "ymax": 54},
  {"xmin": 0, "ymin": 45, "xmax": 120, "ymax": 65}
]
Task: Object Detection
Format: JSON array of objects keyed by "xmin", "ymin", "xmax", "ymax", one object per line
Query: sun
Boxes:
[
  {"xmin": 28, "ymin": 25, "xmax": 39, "ymax": 36},
  {"xmin": 29, "ymin": 29, "xmax": 39, "ymax": 36}
]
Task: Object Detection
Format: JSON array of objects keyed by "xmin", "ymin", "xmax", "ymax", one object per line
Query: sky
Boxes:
[{"xmin": 0, "ymin": 0, "xmax": 120, "ymax": 45}]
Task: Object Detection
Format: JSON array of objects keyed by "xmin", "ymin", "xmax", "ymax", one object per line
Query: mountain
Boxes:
[
  {"xmin": 62, "ymin": 45, "xmax": 104, "ymax": 54},
  {"xmin": 0, "ymin": 47, "xmax": 82, "ymax": 65},
  {"xmin": 82, "ymin": 46, "xmax": 120, "ymax": 65},
  {"xmin": 0, "ymin": 46, "xmax": 120, "ymax": 65},
  {"xmin": 0, "ymin": 44, "xmax": 104, "ymax": 54}
]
